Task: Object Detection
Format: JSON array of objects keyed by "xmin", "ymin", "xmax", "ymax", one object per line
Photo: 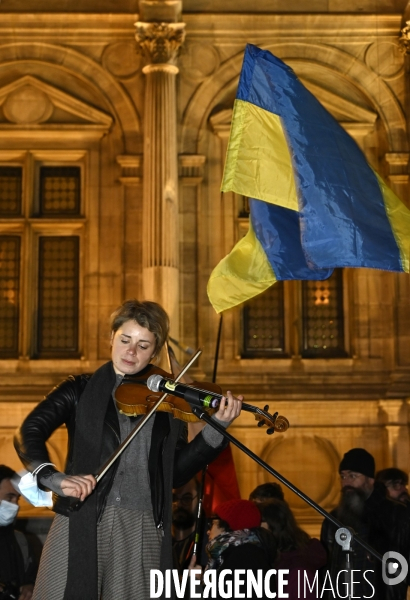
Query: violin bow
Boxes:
[{"xmin": 95, "ymin": 348, "xmax": 202, "ymax": 484}]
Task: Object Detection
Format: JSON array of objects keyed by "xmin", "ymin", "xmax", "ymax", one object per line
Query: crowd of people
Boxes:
[
  {"xmin": 3, "ymin": 446, "xmax": 410, "ymax": 600},
  {"xmin": 1, "ymin": 299, "xmax": 410, "ymax": 599}
]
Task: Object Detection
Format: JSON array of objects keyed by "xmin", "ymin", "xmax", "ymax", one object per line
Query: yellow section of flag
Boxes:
[
  {"xmin": 221, "ymin": 99, "xmax": 299, "ymax": 212},
  {"xmin": 374, "ymin": 170, "xmax": 410, "ymax": 273},
  {"xmin": 207, "ymin": 219, "xmax": 277, "ymax": 313}
]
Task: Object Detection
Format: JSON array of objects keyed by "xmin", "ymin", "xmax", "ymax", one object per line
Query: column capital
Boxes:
[
  {"xmin": 135, "ymin": 21, "xmax": 186, "ymax": 66},
  {"xmin": 379, "ymin": 399, "xmax": 407, "ymax": 424},
  {"xmin": 384, "ymin": 152, "xmax": 410, "ymax": 167}
]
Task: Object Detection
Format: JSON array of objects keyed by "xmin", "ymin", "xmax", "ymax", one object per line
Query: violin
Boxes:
[
  {"xmin": 68, "ymin": 351, "xmax": 289, "ymax": 512},
  {"xmin": 115, "ymin": 363, "xmax": 289, "ymax": 434}
]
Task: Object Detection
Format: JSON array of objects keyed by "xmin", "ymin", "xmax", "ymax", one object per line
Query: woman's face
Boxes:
[
  {"xmin": 111, "ymin": 319, "xmax": 156, "ymax": 376},
  {"xmin": 207, "ymin": 518, "xmax": 226, "ymax": 541}
]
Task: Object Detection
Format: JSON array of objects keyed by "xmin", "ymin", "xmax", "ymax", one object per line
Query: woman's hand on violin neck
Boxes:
[
  {"xmin": 60, "ymin": 474, "xmax": 96, "ymax": 501},
  {"xmin": 214, "ymin": 391, "xmax": 243, "ymax": 423}
]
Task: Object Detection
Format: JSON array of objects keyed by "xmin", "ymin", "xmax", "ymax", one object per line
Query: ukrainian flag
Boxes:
[{"xmin": 207, "ymin": 44, "xmax": 410, "ymax": 313}]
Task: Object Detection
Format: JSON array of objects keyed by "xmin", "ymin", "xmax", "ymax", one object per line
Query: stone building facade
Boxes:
[{"xmin": 0, "ymin": 0, "xmax": 410, "ymax": 534}]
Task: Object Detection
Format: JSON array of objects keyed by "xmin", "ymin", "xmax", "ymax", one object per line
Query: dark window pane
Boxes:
[
  {"xmin": 0, "ymin": 167, "xmax": 22, "ymax": 216},
  {"xmin": 301, "ymin": 270, "xmax": 347, "ymax": 358},
  {"xmin": 37, "ymin": 236, "xmax": 79, "ymax": 356},
  {"xmin": 242, "ymin": 283, "xmax": 285, "ymax": 357},
  {"xmin": 0, "ymin": 236, "xmax": 20, "ymax": 357},
  {"xmin": 39, "ymin": 167, "xmax": 81, "ymax": 216}
]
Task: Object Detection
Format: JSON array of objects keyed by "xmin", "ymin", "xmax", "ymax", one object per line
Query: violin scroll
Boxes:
[
  {"xmin": 273, "ymin": 414, "xmax": 290, "ymax": 433},
  {"xmin": 244, "ymin": 402, "xmax": 289, "ymax": 435}
]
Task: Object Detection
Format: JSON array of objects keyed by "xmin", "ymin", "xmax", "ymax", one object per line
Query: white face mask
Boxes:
[
  {"xmin": 18, "ymin": 470, "xmax": 53, "ymax": 508},
  {"xmin": 0, "ymin": 499, "xmax": 19, "ymax": 526}
]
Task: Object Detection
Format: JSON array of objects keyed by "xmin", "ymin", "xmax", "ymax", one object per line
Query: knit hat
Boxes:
[
  {"xmin": 215, "ymin": 499, "xmax": 261, "ymax": 531},
  {"xmin": 339, "ymin": 448, "xmax": 375, "ymax": 478}
]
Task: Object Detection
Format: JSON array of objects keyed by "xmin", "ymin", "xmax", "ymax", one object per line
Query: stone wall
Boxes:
[{"xmin": 0, "ymin": 4, "xmax": 409, "ymax": 534}]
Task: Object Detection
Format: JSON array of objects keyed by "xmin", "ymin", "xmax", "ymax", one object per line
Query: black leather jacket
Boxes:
[{"xmin": 14, "ymin": 371, "xmax": 228, "ymax": 527}]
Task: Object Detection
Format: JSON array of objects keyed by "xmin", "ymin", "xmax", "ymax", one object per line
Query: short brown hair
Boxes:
[
  {"xmin": 0, "ymin": 465, "xmax": 16, "ymax": 485},
  {"xmin": 110, "ymin": 300, "xmax": 169, "ymax": 358}
]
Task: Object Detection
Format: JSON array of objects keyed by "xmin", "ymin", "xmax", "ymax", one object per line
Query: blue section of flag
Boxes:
[
  {"xmin": 250, "ymin": 199, "xmax": 333, "ymax": 280},
  {"xmin": 238, "ymin": 44, "xmax": 402, "ymax": 272}
]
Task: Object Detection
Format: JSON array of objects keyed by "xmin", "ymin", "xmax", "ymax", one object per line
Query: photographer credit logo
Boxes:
[{"xmin": 382, "ymin": 551, "xmax": 408, "ymax": 586}]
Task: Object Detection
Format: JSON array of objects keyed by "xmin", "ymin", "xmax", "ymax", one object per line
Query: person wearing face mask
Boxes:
[
  {"xmin": 0, "ymin": 465, "xmax": 37, "ymax": 600},
  {"xmin": 14, "ymin": 299, "xmax": 243, "ymax": 600}
]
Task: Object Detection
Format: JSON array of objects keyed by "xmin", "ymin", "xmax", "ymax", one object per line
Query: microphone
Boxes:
[{"xmin": 147, "ymin": 375, "xmax": 222, "ymax": 409}]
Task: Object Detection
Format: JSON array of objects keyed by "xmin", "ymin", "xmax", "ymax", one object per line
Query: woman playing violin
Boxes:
[{"xmin": 14, "ymin": 299, "xmax": 243, "ymax": 600}]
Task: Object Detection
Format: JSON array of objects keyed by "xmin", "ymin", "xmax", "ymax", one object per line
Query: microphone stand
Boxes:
[
  {"xmin": 192, "ymin": 466, "xmax": 207, "ymax": 558},
  {"xmin": 190, "ymin": 405, "xmax": 383, "ymax": 565}
]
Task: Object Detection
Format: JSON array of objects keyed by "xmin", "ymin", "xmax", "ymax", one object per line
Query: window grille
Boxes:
[
  {"xmin": 37, "ymin": 236, "xmax": 80, "ymax": 356},
  {"xmin": 242, "ymin": 282, "xmax": 285, "ymax": 357},
  {"xmin": 301, "ymin": 270, "xmax": 346, "ymax": 357},
  {"xmin": 0, "ymin": 236, "xmax": 20, "ymax": 357},
  {"xmin": 39, "ymin": 166, "xmax": 81, "ymax": 216},
  {"xmin": 0, "ymin": 167, "xmax": 22, "ymax": 216}
]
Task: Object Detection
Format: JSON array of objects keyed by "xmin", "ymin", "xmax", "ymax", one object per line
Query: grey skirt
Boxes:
[{"xmin": 33, "ymin": 505, "xmax": 163, "ymax": 600}]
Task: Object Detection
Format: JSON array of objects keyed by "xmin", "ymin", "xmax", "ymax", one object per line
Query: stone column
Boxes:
[
  {"xmin": 135, "ymin": 2, "xmax": 185, "ymax": 339},
  {"xmin": 379, "ymin": 399, "xmax": 409, "ymax": 470}
]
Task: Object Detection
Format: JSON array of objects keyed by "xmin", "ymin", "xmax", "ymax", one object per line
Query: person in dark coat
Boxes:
[
  {"xmin": 172, "ymin": 476, "xmax": 208, "ymax": 574},
  {"xmin": 259, "ymin": 498, "xmax": 327, "ymax": 600},
  {"xmin": 376, "ymin": 468, "xmax": 410, "ymax": 504},
  {"xmin": 14, "ymin": 299, "xmax": 243, "ymax": 600},
  {"xmin": 321, "ymin": 448, "xmax": 410, "ymax": 600},
  {"xmin": 249, "ymin": 481, "xmax": 285, "ymax": 504}
]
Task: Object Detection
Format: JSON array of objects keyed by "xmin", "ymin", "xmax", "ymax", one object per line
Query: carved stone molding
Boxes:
[
  {"xmin": 260, "ymin": 433, "xmax": 341, "ymax": 511},
  {"xmin": 139, "ymin": 0, "xmax": 182, "ymax": 23},
  {"xmin": 385, "ymin": 152, "xmax": 410, "ymax": 174},
  {"xmin": 389, "ymin": 174, "xmax": 410, "ymax": 185},
  {"xmin": 135, "ymin": 21, "xmax": 186, "ymax": 66},
  {"xmin": 399, "ymin": 22, "xmax": 410, "ymax": 54},
  {"xmin": 0, "ymin": 75, "xmax": 113, "ymax": 143},
  {"xmin": 142, "ymin": 63, "xmax": 179, "ymax": 75},
  {"xmin": 365, "ymin": 41, "xmax": 403, "ymax": 79},
  {"xmin": 379, "ymin": 399, "xmax": 407, "ymax": 424},
  {"xmin": 384, "ymin": 153, "xmax": 410, "ymax": 194},
  {"xmin": 102, "ymin": 42, "xmax": 143, "ymax": 80},
  {"xmin": 116, "ymin": 154, "xmax": 143, "ymax": 185},
  {"xmin": 178, "ymin": 154, "xmax": 205, "ymax": 181},
  {"xmin": 179, "ymin": 42, "xmax": 220, "ymax": 81},
  {"xmin": 3, "ymin": 86, "xmax": 53, "ymax": 124}
]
